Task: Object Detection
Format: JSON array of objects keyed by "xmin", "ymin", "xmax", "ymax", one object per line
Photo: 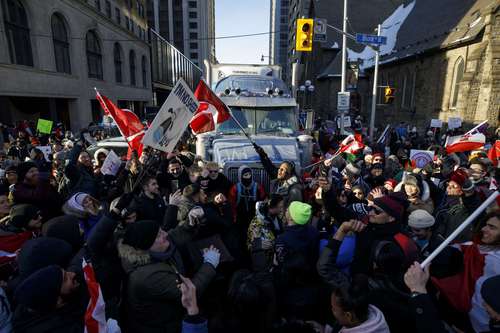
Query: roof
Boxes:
[{"xmin": 316, "ymin": 0, "xmax": 497, "ymax": 77}]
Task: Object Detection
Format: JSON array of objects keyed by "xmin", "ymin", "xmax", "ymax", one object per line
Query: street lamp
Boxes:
[{"xmin": 297, "ymin": 80, "xmax": 315, "ymax": 129}]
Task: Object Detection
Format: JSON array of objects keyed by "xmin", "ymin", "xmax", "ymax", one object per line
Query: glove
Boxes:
[
  {"xmin": 187, "ymin": 206, "xmax": 205, "ymax": 227},
  {"xmin": 203, "ymin": 246, "xmax": 221, "ymax": 269}
]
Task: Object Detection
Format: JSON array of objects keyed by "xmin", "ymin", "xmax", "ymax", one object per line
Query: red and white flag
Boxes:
[
  {"xmin": 95, "ymin": 89, "xmax": 145, "ymax": 156},
  {"xmin": 83, "ymin": 259, "xmax": 107, "ymax": 333},
  {"xmin": 190, "ymin": 80, "xmax": 231, "ymax": 134},
  {"xmin": 445, "ymin": 132, "xmax": 485, "ymax": 154},
  {"xmin": 339, "ymin": 134, "xmax": 365, "ymax": 155}
]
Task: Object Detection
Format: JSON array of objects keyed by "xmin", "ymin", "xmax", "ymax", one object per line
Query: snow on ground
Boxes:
[{"xmin": 347, "ymin": 1, "xmax": 416, "ymax": 70}]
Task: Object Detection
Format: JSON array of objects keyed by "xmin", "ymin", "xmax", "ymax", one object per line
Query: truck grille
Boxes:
[{"xmin": 227, "ymin": 167, "xmax": 272, "ymax": 192}]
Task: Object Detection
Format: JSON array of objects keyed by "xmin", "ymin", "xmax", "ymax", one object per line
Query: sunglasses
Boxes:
[{"xmin": 208, "ymin": 170, "xmax": 218, "ymax": 174}]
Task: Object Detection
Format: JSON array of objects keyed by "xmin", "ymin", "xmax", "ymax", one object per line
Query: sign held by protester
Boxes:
[
  {"xmin": 430, "ymin": 119, "xmax": 443, "ymax": 128},
  {"xmin": 337, "ymin": 116, "xmax": 351, "ymax": 128},
  {"xmin": 37, "ymin": 119, "xmax": 53, "ymax": 134},
  {"xmin": 410, "ymin": 150, "xmax": 434, "ymax": 168},
  {"xmin": 100, "ymin": 150, "xmax": 121, "ymax": 176},
  {"xmin": 37, "ymin": 146, "xmax": 52, "ymax": 162},
  {"xmin": 448, "ymin": 117, "xmax": 462, "ymax": 129},
  {"xmin": 142, "ymin": 79, "xmax": 199, "ymax": 153}
]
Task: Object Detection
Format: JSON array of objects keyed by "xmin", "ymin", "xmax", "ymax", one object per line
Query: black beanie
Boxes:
[
  {"xmin": 42, "ymin": 216, "xmax": 83, "ymax": 253},
  {"xmin": 17, "ymin": 161, "xmax": 37, "ymax": 183},
  {"xmin": 123, "ymin": 220, "xmax": 160, "ymax": 250},
  {"xmin": 17, "ymin": 237, "xmax": 73, "ymax": 278},
  {"xmin": 481, "ymin": 275, "xmax": 500, "ymax": 313},
  {"xmin": 10, "ymin": 204, "xmax": 40, "ymax": 229},
  {"xmin": 14, "ymin": 265, "xmax": 63, "ymax": 312}
]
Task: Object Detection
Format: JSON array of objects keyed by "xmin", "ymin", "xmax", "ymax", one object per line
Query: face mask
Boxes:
[{"xmin": 242, "ymin": 177, "xmax": 252, "ymax": 187}]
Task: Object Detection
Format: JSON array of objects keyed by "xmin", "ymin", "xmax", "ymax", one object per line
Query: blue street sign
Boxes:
[{"xmin": 356, "ymin": 33, "xmax": 387, "ymax": 45}]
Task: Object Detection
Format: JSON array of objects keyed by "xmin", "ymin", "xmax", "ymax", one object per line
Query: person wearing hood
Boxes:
[
  {"xmin": 133, "ymin": 176, "xmax": 166, "ymax": 223},
  {"xmin": 12, "ymin": 265, "xmax": 85, "ymax": 332},
  {"xmin": 12, "ymin": 161, "xmax": 62, "ymax": 219},
  {"xmin": 394, "ymin": 174, "xmax": 434, "ymax": 214},
  {"xmin": 117, "ymin": 219, "xmax": 219, "ymax": 333},
  {"xmin": 247, "ymin": 194, "xmax": 284, "ymax": 270},
  {"xmin": 331, "ymin": 276, "xmax": 390, "ymax": 333},
  {"xmin": 63, "ymin": 136, "xmax": 101, "ymax": 198},
  {"xmin": 62, "ymin": 192, "xmax": 103, "ymax": 240},
  {"xmin": 93, "ymin": 148, "xmax": 109, "ymax": 174},
  {"xmin": 228, "ymin": 165, "xmax": 266, "ymax": 232}
]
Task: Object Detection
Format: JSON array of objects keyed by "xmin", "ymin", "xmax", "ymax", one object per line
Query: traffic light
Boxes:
[
  {"xmin": 384, "ymin": 87, "xmax": 395, "ymax": 104},
  {"xmin": 295, "ymin": 18, "xmax": 314, "ymax": 52}
]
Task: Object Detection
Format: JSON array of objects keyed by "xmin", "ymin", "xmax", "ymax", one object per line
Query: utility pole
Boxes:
[
  {"xmin": 340, "ymin": 0, "xmax": 348, "ymax": 135},
  {"xmin": 369, "ymin": 24, "xmax": 381, "ymax": 142}
]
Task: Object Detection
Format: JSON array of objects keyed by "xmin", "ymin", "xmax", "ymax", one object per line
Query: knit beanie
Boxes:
[
  {"xmin": 288, "ymin": 201, "xmax": 312, "ymax": 225},
  {"xmin": 123, "ymin": 220, "xmax": 160, "ymax": 250},
  {"xmin": 17, "ymin": 161, "xmax": 37, "ymax": 183},
  {"xmin": 42, "ymin": 216, "xmax": 83, "ymax": 253},
  {"xmin": 403, "ymin": 174, "xmax": 418, "ymax": 187},
  {"xmin": 385, "ymin": 179, "xmax": 398, "ymax": 189},
  {"xmin": 450, "ymin": 169, "xmax": 468, "ymax": 188},
  {"xmin": 408, "ymin": 209, "xmax": 435, "ymax": 229},
  {"xmin": 10, "ymin": 204, "xmax": 40, "ymax": 229},
  {"xmin": 481, "ymin": 275, "xmax": 500, "ymax": 313},
  {"xmin": 372, "ymin": 195, "xmax": 404, "ymax": 220},
  {"xmin": 14, "ymin": 265, "xmax": 63, "ymax": 312},
  {"xmin": 17, "ymin": 237, "xmax": 73, "ymax": 278}
]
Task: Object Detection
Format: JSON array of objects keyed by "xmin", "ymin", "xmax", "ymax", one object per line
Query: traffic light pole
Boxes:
[
  {"xmin": 369, "ymin": 24, "xmax": 381, "ymax": 142},
  {"xmin": 340, "ymin": 0, "xmax": 348, "ymax": 135}
]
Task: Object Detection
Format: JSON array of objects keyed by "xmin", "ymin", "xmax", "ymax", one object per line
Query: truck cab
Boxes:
[{"xmin": 196, "ymin": 75, "xmax": 313, "ymax": 189}]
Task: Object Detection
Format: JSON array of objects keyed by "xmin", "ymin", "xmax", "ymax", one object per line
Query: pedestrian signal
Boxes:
[
  {"xmin": 384, "ymin": 87, "xmax": 395, "ymax": 104},
  {"xmin": 296, "ymin": 19, "xmax": 314, "ymax": 52}
]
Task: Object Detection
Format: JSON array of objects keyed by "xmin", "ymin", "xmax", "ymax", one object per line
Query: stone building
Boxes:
[
  {"xmin": 0, "ymin": 0, "xmax": 152, "ymax": 131},
  {"xmin": 294, "ymin": 0, "xmax": 499, "ymax": 130}
]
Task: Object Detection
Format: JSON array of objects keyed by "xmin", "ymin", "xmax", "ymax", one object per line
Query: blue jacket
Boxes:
[{"xmin": 182, "ymin": 316, "xmax": 207, "ymax": 333}]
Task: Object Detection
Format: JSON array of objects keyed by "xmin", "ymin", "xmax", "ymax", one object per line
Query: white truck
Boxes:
[{"xmin": 196, "ymin": 68, "xmax": 313, "ymax": 189}]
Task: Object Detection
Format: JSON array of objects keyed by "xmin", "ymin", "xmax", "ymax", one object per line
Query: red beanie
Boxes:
[
  {"xmin": 385, "ymin": 179, "xmax": 398, "ymax": 189},
  {"xmin": 373, "ymin": 195, "xmax": 405, "ymax": 221},
  {"xmin": 450, "ymin": 169, "xmax": 468, "ymax": 188}
]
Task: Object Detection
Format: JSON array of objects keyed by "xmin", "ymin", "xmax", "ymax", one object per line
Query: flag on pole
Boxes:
[
  {"xmin": 465, "ymin": 120, "xmax": 489, "ymax": 136},
  {"xmin": 445, "ymin": 133, "xmax": 486, "ymax": 154},
  {"xmin": 189, "ymin": 80, "xmax": 230, "ymax": 134},
  {"xmin": 83, "ymin": 259, "xmax": 107, "ymax": 333},
  {"xmin": 339, "ymin": 134, "xmax": 365, "ymax": 155},
  {"xmin": 487, "ymin": 140, "xmax": 500, "ymax": 164},
  {"xmin": 95, "ymin": 89, "xmax": 145, "ymax": 156}
]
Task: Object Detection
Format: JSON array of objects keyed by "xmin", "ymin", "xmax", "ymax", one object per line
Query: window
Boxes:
[
  {"xmin": 188, "ymin": 1, "xmax": 197, "ymax": 8},
  {"xmin": 142, "ymin": 55, "xmax": 147, "ymax": 87},
  {"xmin": 86, "ymin": 30, "xmax": 103, "ymax": 79},
  {"xmin": 2, "ymin": 0, "xmax": 33, "ymax": 66},
  {"xmin": 51, "ymin": 13, "xmax": 71, "ymax": 74},
  {"xmin": 189, "ymin": 32, "xmax": 198, "ymax": 39},
  {"xmin": 190, "ymin": 53, "xmax": 198, "ymax": 59},
  {"xmin": 129, "ymin": 50, "xmax": 136, "ymax": 85},
  {"xmin": 125, "ymin": 16, "xmax": 129, "ymax": 30},
  {"xmin": 189, "ymin": 22, "xmax": 197, "ymax": 29},
  {"xmin": 190, "ymin": 42, "xmax": 198, "ymax": 49},
  {"xmin": 450, "ymin": 57, "xmax": 465, "ymax": 109},
  {"xmin": 105, "ymin": 1, "xmax": 111, "ymax": 18},
  {"xmin": 114, "ymin": 43, "xmax": 123, "ymax": 83},
  {"xmin": 115, "ymin": 8, "xmax": 121, "ymax": 24},
  {"xmin": 402, "ymin": 71, "xmax": 415, "ymax": 109},
  {"xmin": 130, "ymin": 20, "xmax": 134, "ymax": 33},
  {"xmin": 95, "ymin": 0, "xmax": 101, "ymax": 11},
  {"xmin": 189, "ymin": 11, "xmax": 197, "ymax": 18}
]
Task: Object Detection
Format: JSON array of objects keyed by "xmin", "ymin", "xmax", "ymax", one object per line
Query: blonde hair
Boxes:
[{"xmin": 204, "ymin": 161, "xmax": 220, "ymax": 170}]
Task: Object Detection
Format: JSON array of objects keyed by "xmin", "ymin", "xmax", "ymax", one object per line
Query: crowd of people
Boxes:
[{"xmin": 0, "ymin": 119, "xmax": 499, "ymax": 333}]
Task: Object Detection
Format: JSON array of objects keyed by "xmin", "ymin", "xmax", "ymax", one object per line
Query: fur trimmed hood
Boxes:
[{"xmin": 117, "ymin": 239, "xmax": 152, "ymax": 274}]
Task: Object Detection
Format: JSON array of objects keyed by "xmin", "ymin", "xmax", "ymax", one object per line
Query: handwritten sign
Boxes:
[
  {"xmin": 448, "ymin": 117, "xmax": 462, "ymax": 129},
  {"xmin": 430, "ymin": 119, "xmax": 442, "ymax": 128},
  {"xmin": 100, "ymin": 150, "xmax": 121, "ymax": 176}
]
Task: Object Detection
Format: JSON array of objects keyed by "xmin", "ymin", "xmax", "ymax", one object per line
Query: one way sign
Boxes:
[{"xmin": 356, "ymin": 33, "xmax": 387, "ymax": 45}]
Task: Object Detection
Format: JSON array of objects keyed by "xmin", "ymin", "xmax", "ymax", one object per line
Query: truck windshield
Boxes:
[{"xmin": 217, "ymin": 107, "xmax": 297, "ymax": 136}]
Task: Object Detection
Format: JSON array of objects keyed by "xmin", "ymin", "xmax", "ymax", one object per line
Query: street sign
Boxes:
[
  {"xmin": 356, "ymin": 33, "xmax": 387, "ymax": 45},
  {"xmin": 337, "ymin": 92, "xmax": 350, "ymax": 111},
  {"xmin": 313, "ymin": 18, "xmax": 327, "ymax": 42}
]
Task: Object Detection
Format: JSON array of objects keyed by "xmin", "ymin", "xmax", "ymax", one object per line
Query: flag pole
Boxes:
[
  {"xmin": 303, "ymin": 147, "xmax": 342, "ymax": 170},
  {"xmin": 228, "ymin": 111, "xmax": 255, "ymax": 145},
  {"xmin": 421, "ymin": 190, "xmax": 500, "ymax": 268},
  {"xmin": 465, "ymin": 120, "xmax": 488, "ymax": 136},
  {"xmin": 94, "ymin": 87, "xmax": 132, "ymax": 147}
]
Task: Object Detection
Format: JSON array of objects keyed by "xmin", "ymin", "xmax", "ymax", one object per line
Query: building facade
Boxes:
[
  {"xmin": 269, "ymin": 0, "xmax": 290, "ymax": 81},
  {"xmin": 147, "ymin": 0, "xmax": 216, "ymax": 70},
  {"xmin": 0, "ymin": 0, "xmax": 152, "ymax": 131}
]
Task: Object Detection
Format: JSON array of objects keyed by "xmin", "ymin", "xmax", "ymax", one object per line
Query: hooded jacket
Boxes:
[
  {"xmin": 339, "ymin": 305, "xmax": 390, "ymax": 333},
  {"xmin": 228, "ymin": 165, "xmax": 266, "ymax": 224},
  {"xmin": 117, "ymin": 237, "xmax": 216, "ymax": 333}
]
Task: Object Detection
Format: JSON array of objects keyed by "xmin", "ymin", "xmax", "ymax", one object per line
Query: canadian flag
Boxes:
[
  {"xmin": 445, "ymin": 132, "xmax": 485, "ymax": 154},
  {"xmin": 487, "ymin": 140, "xmax": 500, "ymax": 166},
  {"xmin": 339, "ymin": 134, "xmax": 365, "ymax": 155},
  {"xmin": 95, "ymin": 89, "xmax": 145, "ymax": 157},
  {"xmin": 190, "ymin": 80, "xmax": 231, "ymax": 134}
]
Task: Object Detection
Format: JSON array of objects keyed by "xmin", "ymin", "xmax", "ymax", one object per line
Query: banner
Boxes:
[
  {"xmin": 142, "ymin": 79, "xmax": 199, "ymax": 152},
  {"xmin": 100, "ymin": 150, "xmax": 121, "ymax": 176},
  {"xmin": 430, "ymin": 119, "xmax": 442, "ymax": 128},
  {"xmin": 37, "ymin": 119, "xmax": 53, "ymax": 134},
  {"xmin": 37, "ymin": 146, "xmax": 52, "ymax": 162},
  {"xmin": 448, "ymin": 117, "xmax": 462, "ymax": 129},
  {"xmin": 410, "ymin": 149, "xmax": 434, "ymax": 168}
]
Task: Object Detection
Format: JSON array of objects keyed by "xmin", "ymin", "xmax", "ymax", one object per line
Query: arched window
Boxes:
[
  {"xmin": 141, "ymin": 55, "xmax": 147, "ymax": 87},
  {"xmin": 114, "ymin": 43, "xmax": 123, "ymax": 83},
  {"xmin": 2, "ymin": 0, "xmax": 33, "ymax": 66},
  {"xmin": 129, "ymin": 50, "xmax": 136, "ymax": 85},
  {"xmin": 51, "ymin": 13, "xmax": 70, "ymax": 74},
  {"xmin": 450, "ymin": 57, "xmax": 465, "ymax": 109},
  {"xmin": 86, "ymin": 30, "xmax": 103, "ymax": 79}
]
